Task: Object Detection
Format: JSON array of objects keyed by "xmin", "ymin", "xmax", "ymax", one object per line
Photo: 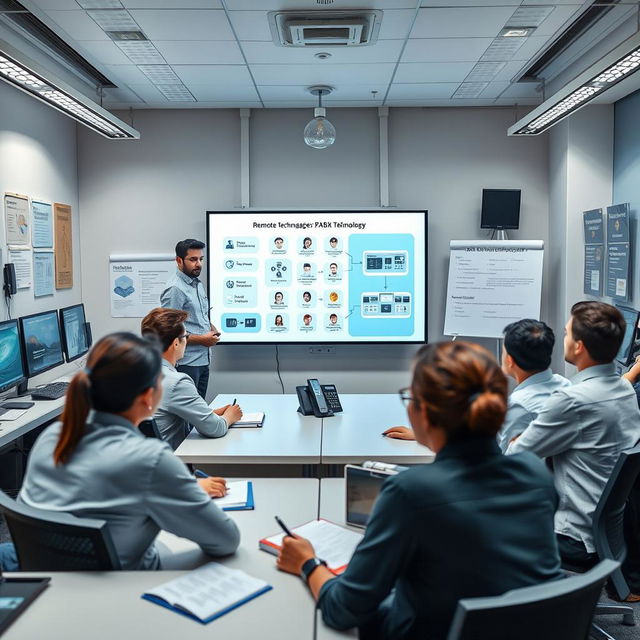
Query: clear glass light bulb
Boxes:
[{"xmin": 303, "ymin": 107, "xmax": 336, "ymax": 149}]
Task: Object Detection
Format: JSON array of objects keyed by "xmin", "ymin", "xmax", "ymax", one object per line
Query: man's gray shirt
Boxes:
[
  {"xmin": 508, "ymin": 363, "xmax": 640, "ymax": 552},
  {"xmin": 19, "ymin": 411, "xmax": 239, "ymax": 569},
  {"xmin": 160, "ymin": 269, "xmax": 211, "ymax": 367},
  {"xmin": 155, "ymin": 359, "xmax": 228, "ymax": 450}
]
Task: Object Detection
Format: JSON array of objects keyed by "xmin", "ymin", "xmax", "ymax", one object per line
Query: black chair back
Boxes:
[
  {"xmin": 593, "ymin": 445, "xmax": 640, "ymax": 600},
  {"xmin": 138, "ymin": 418, "xmax": 161, "ymax": 439},
  {"xmin": 0, "ymin": 491, "xmax": 121, "ymax": 571},
  {"xmin": 446, "ymin": 560, "xmax": 619, "ymax": 640}
]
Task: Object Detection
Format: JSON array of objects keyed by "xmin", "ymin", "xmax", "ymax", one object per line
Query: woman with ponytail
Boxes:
[
  {"xmin": 18, "ymin": 332, "xmax": 239, "ymax": 570},
  {"xmin": 278, "ymin": 341, "xmax": 564, "ymax": 640}
]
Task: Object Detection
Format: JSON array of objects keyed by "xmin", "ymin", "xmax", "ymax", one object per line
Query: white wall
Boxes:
[
  {"xmin": 77, "ymin": 106, "xmax": 550, "ymax": 395},
  {"xmin": 0, "ymin": 81, "xmax": 83, "ymax": 384}
]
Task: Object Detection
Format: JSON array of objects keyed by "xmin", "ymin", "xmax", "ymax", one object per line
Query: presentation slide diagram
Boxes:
[{"xmin": 208, "ymin": 211, "xmax": 426, "ymax": 343}]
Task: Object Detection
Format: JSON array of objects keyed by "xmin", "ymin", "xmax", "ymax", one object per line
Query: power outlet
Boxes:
[{"xmin": 308, "ymin": 346, "xmax": 336, "ymax": 356}]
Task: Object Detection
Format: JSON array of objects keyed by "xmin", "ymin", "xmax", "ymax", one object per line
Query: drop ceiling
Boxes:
[{"xmin": 12, "ymin": 0, "xmax": 614, "ymax": 109}]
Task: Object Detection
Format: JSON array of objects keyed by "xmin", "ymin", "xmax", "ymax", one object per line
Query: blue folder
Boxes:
[{"xmin": 222, "ymin": 481, "xmax": 254, "ymax": 511}]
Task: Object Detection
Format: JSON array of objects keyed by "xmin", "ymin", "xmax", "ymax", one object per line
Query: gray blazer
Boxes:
[{"xmin": 155, "ymin": 359, "xmax": 228, "ymax": 450}]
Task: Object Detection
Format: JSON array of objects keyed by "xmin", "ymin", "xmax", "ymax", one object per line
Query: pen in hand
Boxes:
[
  {"xmin": 232, "ymin": 398, "xmax": 237, "ymax": 406},
  {"xmin": 275, "ymin": 515, "xmax": 294, "ymax": 538}
]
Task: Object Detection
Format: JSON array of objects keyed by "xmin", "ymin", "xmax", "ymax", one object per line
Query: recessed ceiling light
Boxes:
[
  {"xmin": 314, "ymin": 52, "xmax": 332, "ymax": 60},
  {"xmin": 500, "ymin": 28, "xmax": 534, "ymax": 38}
]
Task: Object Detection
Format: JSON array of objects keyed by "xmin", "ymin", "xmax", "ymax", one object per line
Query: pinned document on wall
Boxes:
[
  {"xmin": 54, "ymin": 202, "xmax": 73, "ymax": 289},
  {"xmin": 110, "ymin": 254, "xmax": 175, "ymax": 318},
  {"xmin": 605, "ymin": 203, "xmax": 631, "ymax": 301},
  {"xmin": 33, "ymin": 250, "xmax": 55, "ymax": 297},
  {"xmin": 8, "ymin": 248, "xmax": 32, "ymax": 289},
  {"xmin": 4, "ymin": 193, "xmax": 30, "ymax": 246},
  {"xmin": 31, "ymin": 200, "xmax": 53, "ymax": 248},
  {"xmin": 583, "ymin": 208, "xmax": 604, "ymax": 297},
  {"xmin": 443, "ymin": 240, "xmax": 544, "ymax": 339}
]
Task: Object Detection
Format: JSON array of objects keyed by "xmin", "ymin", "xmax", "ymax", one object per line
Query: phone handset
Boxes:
[{"xmin": 307, "ymin": 378, "xmax": 332, "ymax": 417}]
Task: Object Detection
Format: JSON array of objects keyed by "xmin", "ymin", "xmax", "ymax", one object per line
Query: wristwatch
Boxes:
[{"xmin": 300, "ymin": 557, "xmax": 327, "ymax": 583}]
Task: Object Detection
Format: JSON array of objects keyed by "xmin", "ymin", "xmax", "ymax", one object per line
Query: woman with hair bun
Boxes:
[
  {"xmin": 17, "ymin": 332, "xmax": 240, "ymax": 570},
  {"xmin": 277, "ymin": 341, "xmax": 563, "ymax": 640}
]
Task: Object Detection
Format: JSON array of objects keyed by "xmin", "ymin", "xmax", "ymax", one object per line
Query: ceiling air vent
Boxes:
[{"xmin": 268, "ymin": 10, "xmax": 382, "ymax": 47}]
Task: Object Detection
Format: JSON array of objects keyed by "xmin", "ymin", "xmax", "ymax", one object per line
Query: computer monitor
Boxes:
[
  {"xmin": 480, "ymin": 189, "xmax": 521, "ymax": 230},
  {"xmin": 0, "ymin": 319, "xmax": 26, "ymax": 394},
  {"xmin": 60, "ymin": 304, "xmax": 89, "ymax": 363},
  {"xmin": 19, "ymin": 310, "xmax": 64, "ymax": 378},
  {"xmin": 616, "ymin": 305, "xmax": 640, "ymax": 367}
]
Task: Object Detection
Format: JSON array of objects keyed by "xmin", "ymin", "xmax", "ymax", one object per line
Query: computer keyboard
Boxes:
[{"xmin": 31, "ymin": 382, "xmax": 70, "ymax": 400}]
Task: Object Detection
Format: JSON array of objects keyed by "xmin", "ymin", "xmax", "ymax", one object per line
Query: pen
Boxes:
[
  {"xmin": 232, "ymin": 398, "xmax": 237, "ymax": 405},
  {"xmin": 275, "ymin": 515, "xmax": 294, "ymax": 538}
]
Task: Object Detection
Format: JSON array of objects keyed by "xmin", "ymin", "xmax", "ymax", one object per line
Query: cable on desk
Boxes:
[{"xmin": 275, "ymin": 344, "xmax": 285, "ymax": 394}]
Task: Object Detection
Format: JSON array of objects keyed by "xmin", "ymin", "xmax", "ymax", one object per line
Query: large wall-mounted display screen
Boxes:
[{"xmin": 207, "ymin": 211, "xmax": 427, "ymax": 344}]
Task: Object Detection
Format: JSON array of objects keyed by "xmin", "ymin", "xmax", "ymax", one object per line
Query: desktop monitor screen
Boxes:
[
  {"xmin": 206, "ymin": 210, "xmax": 428, "ymax": 344},
  {"xmin": 616, "ymin": 305, "xmax": 640, "ymax": 366},
  {"xmin": 480, "ymin": 189, "xmax": 521, "ymax": 229},
  {"xmin": 0, "ymin": 319, "xmax": 26, "ymax": 393},
  {"xmin": 19, "ymin": 310, "xmax": 64, "ymax": 377},
  {"xmin": 60, "ymin": 304, "xmax": 89, "ymax": 362}
]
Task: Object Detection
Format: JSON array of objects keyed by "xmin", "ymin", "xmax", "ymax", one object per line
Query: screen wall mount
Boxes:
[{"xmin": 206, "ymin": 210, "xmax": 427, "ymax": 345}]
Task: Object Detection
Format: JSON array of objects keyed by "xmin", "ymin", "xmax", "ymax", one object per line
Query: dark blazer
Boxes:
[{"xmin": 317, "ymin": 437, "xmax": 564, "ymax": 640}]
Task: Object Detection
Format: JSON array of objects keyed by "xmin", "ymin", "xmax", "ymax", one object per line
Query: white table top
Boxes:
[
  {"xmin": 320, "ymin": 394, "xmax": 434, "ymax": 464},
  {"xmin": 175, "ymin": 394, "xmax": 322, "ymax": 464},
  {"xmin": 3, "ymin": 479, "xmax": 318, "ymax": 640}
]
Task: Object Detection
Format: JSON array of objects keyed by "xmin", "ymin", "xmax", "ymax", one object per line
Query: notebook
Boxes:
[
  {"xmin": 142, "ymin": 562, "xmax": 272, "ymax": 624},
  {"xmin": 213, "ymin": 481, "xmax": 254, "ymax": 511},
  {"xmin": 259, "ymin": 519, "xmax": 363, "ymax": 575},
  {"xmin": 231, "ymin": 412, "xmax": 265, "ymax": 428}
]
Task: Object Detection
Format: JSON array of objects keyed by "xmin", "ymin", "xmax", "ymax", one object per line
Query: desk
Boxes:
[
  {"xmin": 175, "ymin": 394, "xmax": 322, "ymax": 465},
  {"xmin": 320, "ymin": 394, "xmax": 434, "ymax": 464},
  {"xmin": 3, "ymin": 479, "xmax": 318, "ymax": 640}
]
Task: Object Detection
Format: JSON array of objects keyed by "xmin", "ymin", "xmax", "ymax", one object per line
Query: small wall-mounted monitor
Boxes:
[
  {"xmin": 19, "ymin": 310, "xmax": 64, "ymax": 378},
  {"xmin": 0, "ymin": 319, "xmax": 26, "ymax": 394},
  {"xmin": 60, "ymin": 304, "xmax": 89, "ymax": 363},
  {"xmin": 616, "ymin": 305, "xmax": 640, "ymax": 367},
  {"xmin": 480, "ymin": 189, "xmax": 521, "ymax": 230}
]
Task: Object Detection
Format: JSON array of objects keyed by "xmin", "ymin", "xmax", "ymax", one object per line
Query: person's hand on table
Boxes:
[
  {"xmin": 277, "ymin": 535, "xmax": 316, "ymax": 575},
  {"xmin": 197, "ymin": 476, "xmax": 227, "ymax": 498},
  {"xmin": 623, "ymin": 355, "xmax": 640, "ymax": 383},
  {"xmin": 222, "ymin": 404, "xmax": 243, "ymax": 425},
  {"xmin": 213, "ymin": 404, "xmax": 230, "ymax": 416},
  {"xmin": 382, "ymin": 426, "xmax": 416, "ymax": 440}
]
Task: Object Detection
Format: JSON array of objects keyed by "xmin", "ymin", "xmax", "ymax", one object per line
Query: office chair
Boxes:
[
  {"xmin": 138, "ymin": 417, "xmax": 161, "ymax": 439},
  {"xmin": 0, "ymin": 490, "xmax": 121, "ymax": 571},
  {"xmin": 446, "ymin": 559, "xmax": 619, "ymax": 640}
]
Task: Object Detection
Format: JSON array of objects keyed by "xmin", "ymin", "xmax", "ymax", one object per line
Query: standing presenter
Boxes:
[{"xmin": 161, "ymin": 239, "xmax": 219, "ymax": 399}]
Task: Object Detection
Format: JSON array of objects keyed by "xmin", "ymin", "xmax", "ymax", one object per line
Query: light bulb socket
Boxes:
[{"xmin": 314, "ymin": 107, "xmax": 326, "ymax": 118}]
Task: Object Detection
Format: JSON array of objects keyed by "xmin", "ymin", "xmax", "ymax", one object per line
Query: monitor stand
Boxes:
[
  {"xmin": 0, "ymin": 380, "xmax": 36, "ymax": 409},
  {"xmin": 490, "ymin": 229, "xmax": 509, "ymax": 240}
]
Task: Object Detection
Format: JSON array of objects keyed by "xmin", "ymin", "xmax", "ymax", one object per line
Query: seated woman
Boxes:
[
  {"xmin": 141, "ymin": 307, "xmax": 242, "ymax": 452},
  {"xmin": 277, "ymin": 341, "xmax": 564, "ymax": 640},
  {"xmin": 18, "ymin": 332, "xmax": 240, "ymax": 570}
]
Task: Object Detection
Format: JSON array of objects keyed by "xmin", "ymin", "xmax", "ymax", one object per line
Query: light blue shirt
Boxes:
[
  {"xmin": 498, "ymin": 369, "xmax": 570, "ymax": 452},
  {"xmin": 19, "ymin": 411, "xmax": 240, "ymax": 569},
  {"xmin": 508, "ymin": 363, "xmax": 640, "ymax": 552},
  {"xmin": 160, "ymin": 269, "xmax": 211, "ymax": 367},
  {"xmin": 155, "ymin": 359, "xmax": 228, "ymax": 450}
]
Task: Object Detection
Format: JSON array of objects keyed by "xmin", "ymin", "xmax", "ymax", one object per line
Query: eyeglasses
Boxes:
[
  {"xmin": 398, "ymin": 387, "xmax": 414, "ymax": 407},
  {"xmin": 179, "ymin": 332, "xmax": 190, "ymax": 341}
]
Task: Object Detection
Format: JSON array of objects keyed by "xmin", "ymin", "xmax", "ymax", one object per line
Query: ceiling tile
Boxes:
[
  {"xmin": 378, "ymin": 9, "xmax": 416, "ymax": 40},
  {"xmin": 534, "ymin": 5, "xmax": 583, "ymax": 37},
  {"xmin": 421, "ymin": 0, "xmax": 523, "ymax": 5},
  {"xmin": 411, "ymin": 7, "xmax": 516, "ymax": 38},
  {"xmin": 188, "ymin": 85, "xmax": 259, "ymax": 101},
  {"xmin": 394, "ymin": 62, "xmax": 476, "ymax": 83},
  {"xmin": 153, "ymin": 40, "xmax": 244, "ymax": 64},
  {"xmin": 257, "ymin": 85, "xmax": 388, "ymax": 101},
  {"xmin": 104, "ymin": 63, "xmax": 154, "ymax": 84},
  {"xmin": 387, "ymin": 83, "xmax": 460, "ymax": 99},
  {"xmin": 228, "ymin": 0, "xmax": 416, "ymax": 8},
  {"xmin": 77, "ymin": 40, "xmax": 132, "ymax": 65},
  {"xmin": 509, "ymin": 36, "xmax": 549, "ymax": 62},
  {"xmin": 44, "ymin": 10, "xmax": 111, "ymax": 40},
  {"xmin": 227, "ymin": 11, "xmax": 270, "ymax": 40},
  {"xmin": 129, "ymin": 9, "xmax": 234, "ymax": 40},
  {"xmin": 121, "ymin": 0, "xmax": 222, "ymax": 7},
  {"xmin": 103, "ymin": 85, "xmax": 143, "ymax": 102},
  {"xmin": 241, "ymin": 40, "xmax": 404, "ymax": 64},
  {"xmin": 251, "ymin": 63, "xmax": 396, "ymax": 85},
  {"xmin": 402, "ymin": 38, "xmax": 493, "ymax": 63},
  {"xmin": 28, "ymin": 0, "xmax": 78, "ymax": 8},
  {"xmin": 492, "ymin": 60, "xmax": 529, "ymax": 83},
  {"xmin": 172, "ymin": 64, "xmax": 252, "ymax": 85},
  {"xmin": 122, "ymin": 83, "xmax": 166, "ymax": 102},
  {"xmin": 385, "ymin": 98, "xmax": 499, "ymax": 106}
]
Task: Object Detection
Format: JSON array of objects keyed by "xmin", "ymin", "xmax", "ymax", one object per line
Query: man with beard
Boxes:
[{"xmin": 161, "ymin": 239, "xmax": 219, "ymax": 398}]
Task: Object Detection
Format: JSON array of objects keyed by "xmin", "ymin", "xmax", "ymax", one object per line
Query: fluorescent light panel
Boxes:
[
  {"xmin": 509, "ymin": 32, "xmax": 640, "ymax": 135},
  {"xmin": 0, "ymin": 42, "xmax": 138, "ymax": 139},
  {"xmin": 87, "ymin": 9, "xmax": 139, "ymax": 31}
]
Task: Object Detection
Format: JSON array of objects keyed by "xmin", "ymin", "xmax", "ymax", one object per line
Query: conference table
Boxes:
[{"xmin": 175, "ymin": 393, "xmax": 434, "ymax": 467}]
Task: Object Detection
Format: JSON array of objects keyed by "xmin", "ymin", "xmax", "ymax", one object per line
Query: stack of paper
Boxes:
[
  {"xmin": 259, "ymin": 519, "xmax": 363, "ymax": 574},
  {"xmin": 142, "ymin": 562, "xmax": 272, "ymax": 624},
  {"xmin": 231, "ymin": 412, "xmax": 265, "ymax": 428},
  {"xmin": 212, "ymin": 481, "xmax": 254, "ymax": 511}
]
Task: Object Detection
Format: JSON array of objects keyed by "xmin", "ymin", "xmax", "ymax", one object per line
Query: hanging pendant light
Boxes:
[{"xmin": 304, "ymin": 85, "xmax": 336, "ymax": 149}]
